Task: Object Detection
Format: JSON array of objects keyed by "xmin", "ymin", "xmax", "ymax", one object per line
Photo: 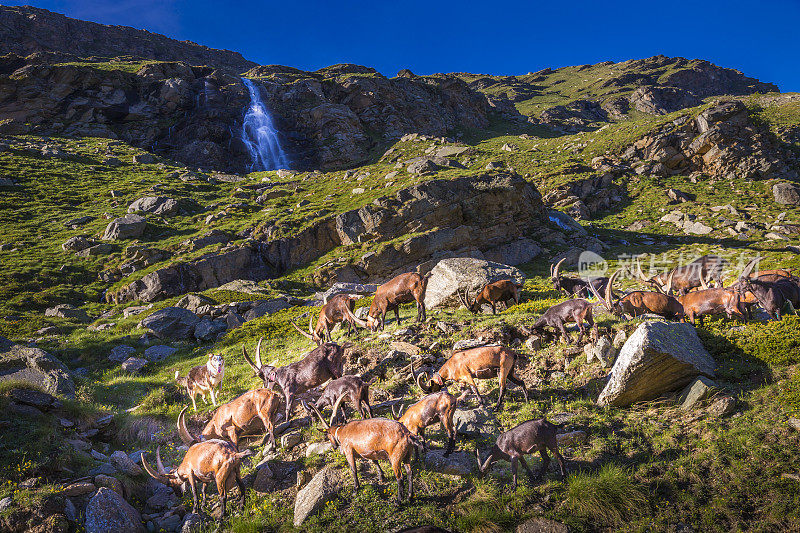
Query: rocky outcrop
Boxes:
[
  {"xmin": 542, "ymin": 173, "xmax": 624, "ymax": 220},
  {"xmin": 773, "ymin": 182, "xmax": 800, "ymax": 205},
  {"xmin": 85, "ymin": 487, "xmax": 144, "ymax": 533},
  {"xmin": 628, "ymin": 85, "xmax": 701, "ymax": 115},
  {"xmin": 619, "ymin": 100, "xmax": 798, "ymax": 182},
  {"xmin": 293, "ymin": 467, "xmax": 343, "ymax": 527},
  {"xmin": 0, "ymin": 6, "xmax": 254, "ymax": 72},
  {"xmin": 103, "ymin": 214, "xmax": 147, "ymax": 240},
  {"xmin": 112, "ymin": 173, "xmax": 553, "ymax": 302},
  {"xmin": 0, "ymin": 336, "xmax": 74, "ymax": 397},
  {"xmin": 421, "ymin": 258, "xmax": 525, "ymax": 309},
  {"xmin": 141, "ymin": 307, "xmax": 200, "ymax": 340},
  {"xmin": 127, "ymin": 197, "xmax": 179, "ymax": 217},
  {"xmin": 597, "ymin": 321, "xmax": 717, "ymax": 407}
]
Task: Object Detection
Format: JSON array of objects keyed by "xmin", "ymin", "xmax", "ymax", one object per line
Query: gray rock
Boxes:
[
  {"xmin": 243, "ymin": 298, "xmax": 294, "ymax": 321},
  {"xmin": 155, "ymin": 514, "xmax": 181, "ymax": 532},
  {"xmin": 0, "ymin": 336, "xmax": 74, "ymax": 397},
  {"xmin": 584, "ymin": 336, "xmax": 616, "ymax": 367},
  {"xmin": 683, "ymin": 220, "xmax": 713, "ymax": 235},
  {"xmin": 88, "ymin": 463, "xmax": 118, "ymax": 477},
  {"xmin": 175, "ymin": 294, "xmax": 216, "ymax": 314},
  {"xmin": 45, "ymin": 304, "xmax": 90, "ymax": 322},
  {"xmin": 103, "ymin": 214, "xmax": 147, "ymax": 240},
  {"xmin": 788, "ymin": 418, "xmax": 800, "ymax": 432},
  {"xmin": 773, "ymin": 182, "xmax": 800, "ymax": 205},
  {"xmin": 121, "ymin": 357, "xmax": 148, "ymax": 373},
  {"xmin": 109, "ymin": 345, "xmax": 136, "ymax": 363},
  {"xmin": 421, "ymin": 257, "xmax": 525, "ymax": 309},
  {"xmin": 453, "ymin": 406, "xmax": 497, "ymax": 437},
  {"xmin": 133, "ymin": 153, "xmax": 157, "ymax": 164},
  {"xmin": 110, "ymin": 450, "xmax": 143, "ymax": 476},
  {"xmin": 10, "ymin": 388, "xmax": 60, "ymax": 409},
  {"xmin": 123, "ymin": 305, "xmax": 152, "ymax": 318},
  {"xmin": 679, "ymin": 376, "xmax": 717, "ymax": 409},
  {"xmin": 293, "ymin": 467, "xmax": 344, "ymax": 527},
  {"xmin": 483, "ymin": 238, "xmax": 542, "ymax": 266},
  {"xmin": 62, "ymin": 235, "xmax": 94, "ymax": 252},
  {"xmin": 77, "ymin": 243, "xmax": 115, "ymax": 257},
  {"xmin": 0, "ymin": 496, "xmax": 10, "ymax": 512},
  {"xmin": 61, "ymin": 480, "xmax": 96, "ymax": 496},
  {"xmin": 612, "ymin": 329, "xmax": 627, "ymax": 349},
  {"xmin": 64, "ymin": 216, "xmax": 95, "ymax": 228},
  {"xmin": 305, "ymin": 441, "xmax": 333, "ymax": 457},
  {"xmin": 180, "ymin": 513, "xmax": 202, "ymax": 533},
  {"xmin": 407, "ymin": 157, "xmax": 439, "ymax": 174},
  {"xmin": 141, "ymin": 307, "xmax": 200, "ymax": 340},
  {"xmin": 193, "ymin": 317, "xmax": 226, "ymax": 342},
  {"xmin": 281, "ymin": 431, "xmax": 302, "ymax": 449},
  {"xmin": 315, "ymin": 282, "xmax": 377, "ymax": 303},
  {"xmin": 226, "ymin": 311, "xmax": 244, "ymax": 330},
  {"xmin": 64, "ymin": 497, "xmax": 77, "ymax": 521},
  {"xmin": 252, "ymin": 463, "xmax": 274, "ymax": 493},
  {"xmin": 146, "ymin": 485, "xmax": 175, "ymax": 511},
  {"xmin": 453, "ymin": 339, "xmax": 489, "ymax": 351},
  {"xmin": 709, "ymin": 396, "xmax": 736, "ymax": 417},
  {"xmin": 423, "ymin": 449, "xmax": 476, "ymax": 476},
  {"xmin": 94, "ymin": 474, "xmax": 124, "ymax": 496},
  {"xmin": 85, "ymin": 487, "xmax": 145, "ymax": 533},
  {"xmin": 598, "ymin": 322, "xmax": 716, "ymax": 407},
  {"xmin": 556, "ymin": 430, "xmax": 588, "ymax": 448},
  {"xmin": 143, "ymin": 345, "xmax": 177, "ymax": 362},
  {"xmin": 547, "ymin": 209, "xmax": 587, "ymax": 235}
]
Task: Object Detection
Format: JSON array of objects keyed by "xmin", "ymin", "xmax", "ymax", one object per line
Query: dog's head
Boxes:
[{"xmin": 207, "ymin": 353, "xmax": 224, "ymax": 375}]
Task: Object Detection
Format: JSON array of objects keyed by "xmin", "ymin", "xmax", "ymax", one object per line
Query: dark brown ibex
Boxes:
[
  {"xmin": 476, "ymin": 418, "xmax": 566, "ymax": 489},
  {"xmin": 636, "ymin": 255, "xmax": 726, "ymax": 295},
  {"xmin": 315, "ymin": 375, "xmax": 374, "ymax": 422},
  {"xmin": 530, "ymin": 298, "xmax": 597, "ymax": 344},
  {"xmin": 141, "ymin": 408, "xmax": 252, "ymax": 525},
  {"xmin": 457, "ymin": 279, "xmax": 522, "ymax": 314},
  {"xmin": 417, "ymin": 345, "xmax": 528, "ymax": 410},
  {"xmin": 242, "ymin": 338, "xmax": 344, "ymax": 423},
  {"xmin": 304, "ymin": 400, "xmax": 423, "ymax": 503},
  {"xmin": 550, "ymin": 258, "xmax": 610, "ymax": 298},
  {"xmin": 292, "ymin": 293, "xmax": 362, "ymax": 345},
  {"xmin": 735, "ymin": 258, "xmax": 799, "ymax": 320}
]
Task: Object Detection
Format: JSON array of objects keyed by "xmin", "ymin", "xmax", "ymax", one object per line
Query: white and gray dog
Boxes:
[{"xmin": 175, "ymin": 353, "xmax": 225, "ymax": 411}]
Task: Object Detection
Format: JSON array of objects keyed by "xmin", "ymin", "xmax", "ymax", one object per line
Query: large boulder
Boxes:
[
  {"xmin": 243, "ymin": 298, "xmax": 295, "ymax": 321},
  {"xmin": 0, "ymin": 336, "xmax": 74, "ymax": 397},
  {"xmin": 141, "ymin": 307, "xmax": 200, "ymax": 340},
  {"xmin": 453, "ymin": 405, "xmax": 498, "ymax": 437},
  {"xmin": 85, "ymin": 487, "xmax": 144, "ymax": 533},
  {"xmin": 127, "ymin": 197, "xmax": 179, "ymax": 217},
  {"xmin": 103, "ymin": 214, "xmax": 147, "ymax": 240},
  {"xmin": 597, "ymin": 321, "xmax": 716, "ymax": 407},
  {"xmin": 293, "ymin": 467, "xmax": 344, "ymax": 527},
  {"xmin": 423, "ymin": 449, "xmax": 476, "ymax": 476},
  {"xmin": 773, "ymin": 182, "xmax": 800, "ymax": 205},
  {"xmin": 422, "ymin": 257, "xmax": 525, "ymax": 309},
  {"xmin": 45, "ymin": 304, "xmax": 90, "ymax": 322}
]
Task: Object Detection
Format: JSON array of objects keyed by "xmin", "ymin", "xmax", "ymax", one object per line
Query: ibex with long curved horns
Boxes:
[
  {"xmin": 141, "ymin": 407, "xmax": 252, "ymax": 525},
  {"xmin": 550, "ymin": 258, "xmax": 610, "ymax": 298},
  {"xmin": 635, "ymin": 255, "xmax": 726, "ymax": 295},
  {"xmin": 589, "ymin": 269, "xmax": 684, "ymax": 320}
]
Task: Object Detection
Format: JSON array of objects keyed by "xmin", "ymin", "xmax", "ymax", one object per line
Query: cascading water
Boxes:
[{"xmin": 240, "ymin": 78, "xmax": 290, "ymax": 171}]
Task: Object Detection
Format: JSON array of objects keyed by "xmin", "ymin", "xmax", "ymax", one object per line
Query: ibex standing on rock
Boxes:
[
  {"xmin": 242, "ymin": 338, "xmax": 345, "ymax": 423},
  {"xmin": 304, "ymin": 398, "xmax": 423, "ymax": 504},
  {"xmin": 141, "ymin": 407, "xmax": 252, "ymax": 525}
]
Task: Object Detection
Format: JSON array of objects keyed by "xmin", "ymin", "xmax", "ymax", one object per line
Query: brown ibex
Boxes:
[
  {"xmin": 476, "ymin": 418, "xmax": 566, "ymax": 488},
  {"xmin": 590, "ymin": 269, "xmax": 684, "ymax": 320},
  {"xmin": 304, "ymin": 400, "xmax": 423, "ymax": 503},
  {"xmin": 550, "ymin": 258, "xmax": 610, "ymax": 298},
  {"xmin": 530, "ymin": 298, "xmax": 597, "ymax": 344},
  {"xmin": 198, "ymin": 389, "xmax": 281, "ymax": 449},
  {"xmin": 417, "ymin": 345, "xmax": 528, "ymax": 410},
  {"xmin": 457, "ymin": 279, "xmax": 522, "ymax": 314},
  {"xmin": 174, "ymin": 352, "xmax": 225, "ymax": 411},
  {"xmin": 292, "ymin": 293, "xmax": 362, "ymax": 345},
  {"xmin": 315, "ymin": 375, "xmax": 374, "ymax": 423},
  {"xmin": 348, "ymin": 272, "xmax": 429, "ymax": 331},
  {"xmin": 636, "ymin": 255, "xmax": 726, "ymax": 295},
  {"xmin": 678, "ymin": 288, "xmax": 745, "ymax": 325},
  {"xmin": 141, "ymin": 407, "xmax": 252, "ymax": 524},
  {"xmin": 242, "ymin": 338, "xmax": 344, "ymax": 422},
  {"xmin": 392, "ymin": 390, "xmax": 467, "ymax": 457}
]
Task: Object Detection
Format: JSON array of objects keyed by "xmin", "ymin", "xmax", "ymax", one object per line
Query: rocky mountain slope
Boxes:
[{"xmin": 1, "ymin": 7, "xmax": 800, "ymax": 533}]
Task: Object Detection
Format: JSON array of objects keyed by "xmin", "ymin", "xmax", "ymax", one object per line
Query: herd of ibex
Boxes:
[{"xmin": 144, "ymin": 254, "xmax": 798, "ymax": 523}]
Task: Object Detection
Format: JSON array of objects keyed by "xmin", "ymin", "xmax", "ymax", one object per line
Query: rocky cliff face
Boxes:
[
  {"xmin": 0, "ymin": 5, "xmax": 255, "ymax": 72},
  {"xmin": 110, "ymin": 172, "xmax": 571, "ymax": 302}
]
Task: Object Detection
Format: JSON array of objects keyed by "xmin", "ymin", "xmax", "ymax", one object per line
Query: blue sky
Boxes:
[{"xmin": 7, "ymin": 0, "xmax": 800, "ymax": 91}]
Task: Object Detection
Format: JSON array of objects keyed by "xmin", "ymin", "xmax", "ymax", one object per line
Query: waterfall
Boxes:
[{"xmin": 240, "ymin": 78, "xmax": 290, "ymax": 171}]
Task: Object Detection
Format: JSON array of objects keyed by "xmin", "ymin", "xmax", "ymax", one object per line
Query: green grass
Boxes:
[{"xmin": 566, "ymin": 463, "xmax": 648, "ymax": 526}]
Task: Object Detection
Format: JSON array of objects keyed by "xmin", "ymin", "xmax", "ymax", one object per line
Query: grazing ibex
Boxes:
[
  {"xmin": 735, "ymin": 258, "xmax": 799, "ymax": 320},
  {"xmin": 304, "ymin": 399, "xmax": 423, "ymax": 503},
  {"xmin": 349, "ymin": 272, "xmax": 429, "ymax": 331},
  {"xmin": 417, "ymin": 345, "xmax": 528, "ymax": 410},
  {"xmin": 550, "ymin": 258, "xmax": 610, "ymax": 299},
  {"xmin": 636, "ymin": 255, "xmax": 726, "ymax": 295},
  {"xmin": 678, "ymin": 288, "xmax": 745, "ymax": 325},
  {"xmin": 530, "ymin": 298, "xmax": 597, "ymax": 344},
  {"xmin": 392, "ymin": 390, "xmax": 467, "ymax": 456},
  {"xmin": 315, "ymin": 375, "xmax": 374, "ymax": 423},
  {"xmin": 198, "ymin": 389, "xmax": 281, "ymax": 448},
  {"xmin": 590, "ymin": 270, "xmax": 684, "ymax": 320},
  {"xmin": 292, "ymin": 294, "xmax": 362, "ymax": 345},
  {"xmin": 174, "ymin": 353, "xmax": 225, "ymax": 411},
  {"xmin": 242, "ymin": 338, "xmax": 345, "ymax": 422},
  {"xmin": 457, "ymin": 279, "xmax": 522, "ymax": 314},
  {"xmin": 476, "ymin": 418, "xmax": 566, "ymax": 489},
  {"xmin": 141, "ymin": 407, "xmax": 252, "ymax": 524}
]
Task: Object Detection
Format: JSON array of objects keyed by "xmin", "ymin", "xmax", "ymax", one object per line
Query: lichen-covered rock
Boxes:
[
  {"xmin": 422, "ymin": 257, "xmax": 525, "ymax": 309},
  {"xmin": 85, "ymin": 487, "xmax": 144, "ymax": 533},
  {"xmin": 141, "ymin": 307, "xmax": 200, "ymax": 339},
  {"xmin": 0, "ymin": 336, "xmax": 74, "ymax": 397},
  {"xmin": 293, "ymin": 467, "xmax": 343, "ymax": 527},
  {"xmin": 598, "ymin": 322, "xmax": 716, "ymax": 407},
  {"xmin": 127, "ymin": 196, "xmax": 178, "ymax": 216},
  {"xmin": 103, "ymin": 214, "xmax": 146, "ymax": 240}
]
